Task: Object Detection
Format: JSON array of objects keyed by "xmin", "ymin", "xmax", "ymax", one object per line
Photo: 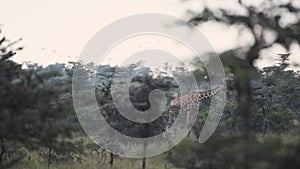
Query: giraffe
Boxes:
[{"xmin": 167, "ymin": 84, "xmax": 226, "ymax": 128}]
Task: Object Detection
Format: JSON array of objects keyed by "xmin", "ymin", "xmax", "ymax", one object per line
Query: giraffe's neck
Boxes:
[
  {"xmin": 192, "ymin": 86, "xmax": 223, "ymax": 101},
  {"xmin": 170, "ymin": 84, "xmax": 226, "ymax": 106}
]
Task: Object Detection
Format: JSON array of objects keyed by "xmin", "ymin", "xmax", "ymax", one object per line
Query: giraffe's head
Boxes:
[
  {"xmin": 169, "ymin": 94, "xmax": 189, "ymax": 107},
  {"xmin": 170, "ymin": 97, "xmax": 181, "ymax": 106}
]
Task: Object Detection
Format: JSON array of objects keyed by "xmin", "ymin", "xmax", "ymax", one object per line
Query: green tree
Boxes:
[
  {"xmin": 94, "ymin": 63, "xmax": 178, "ymax": 169},
  {"xmin": 0, "ymin": 30, "xmax": 80, "ymax": 168},
  {"xmin": 0, "ymin": 32, "xmax": 26, "ymax": 168},
  {"xmin": 252, "ymin": 54, "xmax": 300, "ymax": 133},
  {"xmin": 168, "ymin": 1, "xmax": 300, "ymax": 169}
]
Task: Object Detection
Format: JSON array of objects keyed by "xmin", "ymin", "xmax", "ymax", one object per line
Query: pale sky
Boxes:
[{"xmin": 0, "ymin": 0, "xmax": 299, "ymax": 70}]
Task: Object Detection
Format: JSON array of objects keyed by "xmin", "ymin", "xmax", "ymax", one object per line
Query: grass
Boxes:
[
  {"xmin": 10, "ymin": 136, "xmax": 177, "ymax": 169},
  {"xmin": 12, "ymin": 153, "xmax": 176, "ymax": 169},
  {"xmin": 9, "ymin": 132, "xmax": 300, "ymax": 169}
]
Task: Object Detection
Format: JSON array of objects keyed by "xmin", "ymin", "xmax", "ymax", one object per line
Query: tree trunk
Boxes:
[
  {"xmin": 142, "ymin": 124, "xmax": 148, "ymax": 169},
  {"xmin": 109, "ymin": 152, "xmax": 114, "ymax": 169},
  {"xmin": 236, "ymin": 79, "xmax": 252, "ymax": 138},
  {"xmin": 47, "ymin": 119, "xmax": 53, "ymax": 169},
  {"xmin": 47, "ymin": 146, "xmax": 52, "ymax": 169},
  {"xmin": 142, "ymin": 157, "xmax": 146, "ymax": 169},
  {"xmin": 99, "ymin": 149, "xmax": 106, "ymax": 169},
  {"xmin": 0, "ymin": 137, "xmax": 5, "ymax": 165}
]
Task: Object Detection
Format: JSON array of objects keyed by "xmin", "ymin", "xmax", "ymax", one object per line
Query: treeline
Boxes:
[{"xmin": 1, "ymin": 30, "xmax": 300, "ymax": 169}]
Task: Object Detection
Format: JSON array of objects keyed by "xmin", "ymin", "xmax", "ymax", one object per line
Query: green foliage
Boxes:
[
  {"xmin": 169, "ymin": 134, "xmax": 300, "ymax": 169},
  {"xmin": 0, "ymin": 31, "xmax": 81, "ymax": 168},
  {"xmin": 167, "ymin": 1, "xmax": 300, "ymax": 169},
  {"xmin": 250, "ymin": 54, "xmax": 300, "ymax": 133}
]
